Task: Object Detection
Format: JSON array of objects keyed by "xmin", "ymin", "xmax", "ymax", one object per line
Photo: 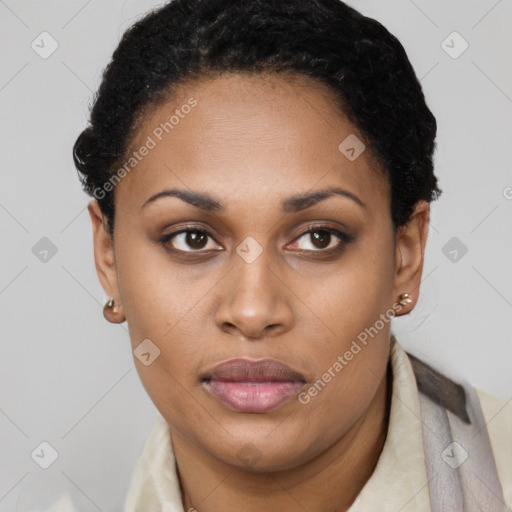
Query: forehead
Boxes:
[{"xmin": 116, "ymin": 72, "xmax": 389, "ymax": 215}]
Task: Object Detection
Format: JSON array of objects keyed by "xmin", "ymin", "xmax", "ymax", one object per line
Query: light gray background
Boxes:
[{"xmin": 1, "ymin": 0, "xmax": 511, "ymax": 510}]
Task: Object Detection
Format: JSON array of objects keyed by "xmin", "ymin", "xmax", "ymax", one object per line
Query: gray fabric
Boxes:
[{"xmin": 410, "ymin": 355, "xmax": 506, "ymax": 511}]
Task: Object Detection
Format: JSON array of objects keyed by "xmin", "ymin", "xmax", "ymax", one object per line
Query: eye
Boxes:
[
  {"xmin": 160, "ymin": 228, "xmax": 222, "ymax": 252},
  {"xmin": 159, "ymin": 225, "xmax": 353, "ymax": 255},
  {"xmin": 288, "ymin": 226, "xmax": 349, "ymax": 252}
]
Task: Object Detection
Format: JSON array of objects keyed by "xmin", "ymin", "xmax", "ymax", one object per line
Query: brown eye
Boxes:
[
  {"xmin": 186, "ymin": 230, "xmax": 208, "ymax": 249},
  {"xmin": 288, "ymin": 226, "xmax": 349, "ymax": 252},
  {"xmin": 161, "ymin": 229, "xmax": 221, "ymax": 252},
  {"xmin": 310, "ymin": 230, "xmax": 331, "ymax": 249}
]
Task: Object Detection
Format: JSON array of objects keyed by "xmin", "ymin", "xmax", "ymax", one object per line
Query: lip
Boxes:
[{"xmin": 201, "ymin": 358, "xmax": 306, "ymax": 413}]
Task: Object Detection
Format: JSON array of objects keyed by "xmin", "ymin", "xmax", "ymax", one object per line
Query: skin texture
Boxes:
[{"xmin": 89, "ymin": 72, "xmax": 430, "ymax": 512}]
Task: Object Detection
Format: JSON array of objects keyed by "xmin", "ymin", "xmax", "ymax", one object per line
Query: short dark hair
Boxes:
[{"xmin": 73, "ymin": 0, "xmax": 441, "ymax": 236}]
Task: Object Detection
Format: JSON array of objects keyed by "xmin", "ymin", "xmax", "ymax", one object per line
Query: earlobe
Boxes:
[
  {"xmin": 103, "ymin": 297, "xmax": 126, "ymax": 324},
  {"xmin": 87, "ymin": 199, "xmax": 122, "ymax": 310},
  {"xmin": 393, "ymin": 200, "xmax": 430, "ymax": 314}
]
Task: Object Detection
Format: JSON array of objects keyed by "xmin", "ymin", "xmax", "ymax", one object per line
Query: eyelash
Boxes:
[{"xmin": 159, "ymin": 224, "xmax": 355, "ymax": 256}]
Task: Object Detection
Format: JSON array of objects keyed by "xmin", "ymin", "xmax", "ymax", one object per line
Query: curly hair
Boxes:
[{"xmin": 73, "ymin": 0, "xmax": 441, "ymax": 236}]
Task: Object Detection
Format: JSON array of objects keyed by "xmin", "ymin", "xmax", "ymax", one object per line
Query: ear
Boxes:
[
  {"xmin": 392, "ymin": 200, "xmax": 430, "ymax": 315},
  {"xmin": 88, "ymin": 199, "xmax": 121, "ymax": 304}
]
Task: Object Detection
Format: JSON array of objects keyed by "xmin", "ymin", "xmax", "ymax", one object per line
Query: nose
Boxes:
[{"xmin": 214, "ymin": 251, "xmax": 294, "ymax": 340}]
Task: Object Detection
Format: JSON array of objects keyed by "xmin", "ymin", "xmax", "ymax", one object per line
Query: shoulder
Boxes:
[
  {"xmin": 403, "ymin": 343, "xmax": 512, "ymax": 508},
  {"xmin": 475, "ymin": 387, "xmax": 512, "ymax": 507},
  {"xmin": 43, "ymin": 493, "xmax": 79, "ymax": 512}
]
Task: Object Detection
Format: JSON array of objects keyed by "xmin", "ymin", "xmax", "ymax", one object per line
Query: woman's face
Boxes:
[{"xmin": 90, "ymin": 72, "xmax": 427, "ymax": 471}]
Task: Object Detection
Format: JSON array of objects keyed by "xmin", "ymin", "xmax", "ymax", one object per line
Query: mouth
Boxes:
[{"xmin": 201, "ymin": 358, "xmax": 307, "ymax": 413}]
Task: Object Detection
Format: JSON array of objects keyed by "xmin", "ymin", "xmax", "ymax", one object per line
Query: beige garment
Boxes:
[{"xmin": 50, "ymin": 339, "xmax": 512, "ymax": 511}]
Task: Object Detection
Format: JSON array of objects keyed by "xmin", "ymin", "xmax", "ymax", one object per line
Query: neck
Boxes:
[{"xmin": 173, "ymin": 363, "xmax": 392, "ymax": 512}]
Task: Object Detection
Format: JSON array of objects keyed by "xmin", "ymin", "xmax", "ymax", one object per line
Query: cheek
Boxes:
[
  {"xmin": 293, "ymin": 235, "xmax": 395, "ymax": 420},
  {"xmin": 298, "ymin": 233, "xmax": 396, "ymax": 342},
  {"xmin": 123, "ymin": 297, "xmax": 209, "ymax": 391},
  {"xmin": 113, "ymin": 235, "xmax": 216, "ymax": 400},
  {"xmin": 115, "ymin": 230, "xmax": 218, "ymax": 339}
]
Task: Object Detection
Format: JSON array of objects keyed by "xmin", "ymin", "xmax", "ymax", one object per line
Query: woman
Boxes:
[{"xmin": 62, "ymin": 0, "xmax": 511, "ymax": 510}]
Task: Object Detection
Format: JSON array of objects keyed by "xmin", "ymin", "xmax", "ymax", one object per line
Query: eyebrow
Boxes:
[{"xmin": 140, "ymin": 186, "xmax": 365, "ymax": 213}]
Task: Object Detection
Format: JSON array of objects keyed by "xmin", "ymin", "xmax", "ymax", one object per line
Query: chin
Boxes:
[{"xmin": 209, "ymin": 429, "xmax": 314, "ymax": 473}]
